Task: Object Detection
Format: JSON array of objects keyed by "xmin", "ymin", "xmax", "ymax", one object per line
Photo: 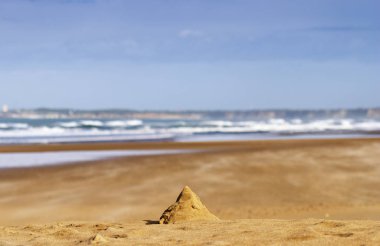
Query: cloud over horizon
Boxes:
[{"xmin": 0, "ymin": 0, "xmax": 379, "ymax": 109}]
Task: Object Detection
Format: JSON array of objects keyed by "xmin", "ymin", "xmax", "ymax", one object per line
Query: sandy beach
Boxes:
[{"xmin": 1, "ymin": 138, "xmax": 380, "ymax": 245}]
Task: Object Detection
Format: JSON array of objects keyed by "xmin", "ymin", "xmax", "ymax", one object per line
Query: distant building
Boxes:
[{"xmin": 2, "ymin": 104, "xmax": 8, "ymax": 113}]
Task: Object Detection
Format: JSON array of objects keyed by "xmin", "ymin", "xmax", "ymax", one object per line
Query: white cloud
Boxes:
[{"xmin": 178, "ymin": 29, "xmax": 203, "ymax": 38}]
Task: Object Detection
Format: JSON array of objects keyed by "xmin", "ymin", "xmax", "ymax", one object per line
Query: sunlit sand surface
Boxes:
[
  {"xmin": 0, "ymin": 138, "xmax": 379, "ymax": 245},
  {"xmin": 1, "ymin": 219, "xmax": 380, "ymax": 245}
]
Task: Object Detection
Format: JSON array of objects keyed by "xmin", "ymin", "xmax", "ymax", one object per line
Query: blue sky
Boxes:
[{"xmin": 0, "ymin": 0, "xmax": 379, "ymax": 110}]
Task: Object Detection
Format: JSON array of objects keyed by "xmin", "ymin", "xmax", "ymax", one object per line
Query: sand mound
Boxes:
[
  {"xmin": 159, "ymin": 186, "xmax": 219, "ymax": 224},
  {"xmin": 89, "ymin": 233, "xmax": 108, "ymax": 244}
]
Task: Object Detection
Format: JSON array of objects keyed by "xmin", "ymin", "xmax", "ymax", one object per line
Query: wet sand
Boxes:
[{"xmin": 0, "ymin": 138, "xmax": 380, "ymax": 244}]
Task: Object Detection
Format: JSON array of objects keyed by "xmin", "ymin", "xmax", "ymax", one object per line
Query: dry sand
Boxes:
[
  {"xmin": 1, "ymin": 219, "xmax": 380, "ymax": 245},
  {"xmin": 0, "ymin": 138, "xmax": 380, "ymax": 245},
  {"xmin": 159, "ymin": 186, "xmax": 219, "ymax": 224}
]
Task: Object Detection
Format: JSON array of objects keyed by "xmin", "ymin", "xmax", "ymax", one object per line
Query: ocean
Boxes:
[{"xmin": 0, "ymin": 116, "xmax": 380, "ymax": 144}]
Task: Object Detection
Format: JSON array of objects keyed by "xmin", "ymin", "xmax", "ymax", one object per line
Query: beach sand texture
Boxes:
[
  {"xmin": 159, "ymin": 186, "xmax": 219, "ymax": 224},
  {"xmin": 0, "ymin": 138, "xmax": 380, "ymax": 245},
  {"xmin": 1, "ymin": 219, "xmax": 380, "ymax": 245}
]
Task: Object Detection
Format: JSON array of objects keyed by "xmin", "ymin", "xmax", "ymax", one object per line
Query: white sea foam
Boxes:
[
  {"xmin": 201, "ymin": 121, "xmax": 234, "ymax": 127},
  {"xmin": 105, "ymin": 120, "xmax": 143, "ymax": 127},
  {"xmin": 80, "ymin": 120, "xmax": 104, "ymax": 127},
  {"xmin": 0, "ymin": 118, "xmax": 379, "ymax": 144},
  {"xmin": 58, "ymin": 119, "xmax": 143, "ymax": 128},
  {"xmin": 0, "ymin": 123, "xmax": 29, "ymax": 129},
  {"xmin": 59, "ymin": 121, "xmax": 80, "ymax": 128}
]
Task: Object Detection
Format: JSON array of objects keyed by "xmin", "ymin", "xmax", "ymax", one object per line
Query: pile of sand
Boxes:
[{"xmin": 159, "ymin": 186, "xmax": 219, "ymax": 224}]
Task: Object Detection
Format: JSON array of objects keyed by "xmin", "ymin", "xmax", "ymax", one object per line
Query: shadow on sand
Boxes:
[{"xmin": 144, "ymin": 220, "xmax": 160, "ymax": 225}]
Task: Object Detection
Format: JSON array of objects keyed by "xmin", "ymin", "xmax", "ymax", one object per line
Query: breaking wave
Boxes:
[{"xmin": 0, "ymin": 118, "xmax": 379, "ymax": 144}]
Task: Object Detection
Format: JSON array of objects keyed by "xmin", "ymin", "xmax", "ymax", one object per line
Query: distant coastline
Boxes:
[{"xmin": 1, "ymin": 107, "xmax": 380, "ymax": 120}]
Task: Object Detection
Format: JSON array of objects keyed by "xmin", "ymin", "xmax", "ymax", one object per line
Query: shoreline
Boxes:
[
  {"xmin": 0, "ymin": 149, "xmax": 200, "ymax": 169},
  {"xmin": 0, "ymin": 137, "xmax": 379, "ymax": 171},
  {"xmin": 0, "ymin": 136, "xmax": 379, "ymax": 153}
]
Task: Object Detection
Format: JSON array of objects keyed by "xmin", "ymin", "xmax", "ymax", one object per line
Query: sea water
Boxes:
[
  {"xmin": 0, "ymin": 117, "xmax": 379, "ymax": 144},
  {"xmin": 0, "ymin": 149, "xmax": 194, "ymax": 168}
]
